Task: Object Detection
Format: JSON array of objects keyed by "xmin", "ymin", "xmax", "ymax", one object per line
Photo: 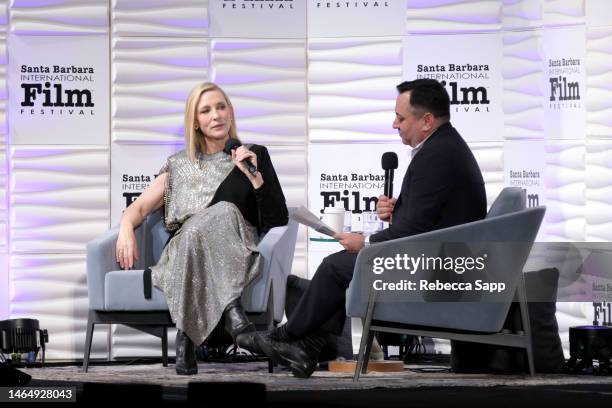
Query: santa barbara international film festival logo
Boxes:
[
  {"xmin": 122, "ymin": 172, "xmax": 159, "ymax": 208},
  {"xmin": 315, "ymin": 1, "xmax": 390, "ymax": 8},
  {"xmin": 19, "ymin": 64, "xmax": 95, "ymax": 116},
  {"xmin": 319, "ymin": 171, "xmax": 384, "ymax": 213},
  {"xmin": 593, "ymin": 302, "xmax": 612, "ymax": 326},
  {"xmin": 548, "ymin": 57, "xmax": 582, "ymax": 110},
  {"xmin": 508, "ymin": 169, "xmax": 541, "ymax": 208},
  {"xmin": 416, "ymin": 63, "xmax": 491, "ymax": 113},
  {"xmin": 222, "ymin": 0, "xmax": 294, "ymax": 9},
  {"xmin": 222, "ymin": 0, "xmax": 390, "ymax": 9}
]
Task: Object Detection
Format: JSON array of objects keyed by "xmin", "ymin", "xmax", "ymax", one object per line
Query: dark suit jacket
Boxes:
[
  {"xmin": 208, "ymin": 144, "xmax": 288, "ymax": 234},
  {"xmin": 370, "ymin": 122, "xmax": 486, "ymax": 243}
]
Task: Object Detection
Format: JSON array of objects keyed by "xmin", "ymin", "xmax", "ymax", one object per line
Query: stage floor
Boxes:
[
  {"xmin": 21, "ymin": 360, "xmax": 612, "ymax": 391},
  {"xmin": 12, "ymin": 360, "xmax": 612, "ymax": 406}
]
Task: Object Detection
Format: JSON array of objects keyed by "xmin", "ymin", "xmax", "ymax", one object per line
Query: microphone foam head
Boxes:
[
  {"xmin": 382, "ymin": 152, "xmax": 398, "ymax": 170},
  {"xmin": 223, "ymin": 138, "xmax": 242, "ymax": 154}
]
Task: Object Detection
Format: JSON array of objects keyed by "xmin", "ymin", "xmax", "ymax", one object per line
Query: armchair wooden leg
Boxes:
[
  {"xmin": 517, "ymin": 273, "xmax": 535, "ymax": 376},
  {"xmin": 525, "ymin": 344, "xmax": 535, "ymax": 376},
  {"xmin": 162, "ymin": 327, "xmax": 168, "ymax": 367},
  {"xmin": 107, "ymin": 325, "xmax": 112, "ymax": 361},
  {"xmin": 82, "ymin": 311, "xmax": 95, "ymax": 373},
  {"xmin": 354, "ymin": 330, "xmax": 374, "ymax": 381},
  {"xmin": 354, "ymin": 288, "xmax": 378, "ymax": 381}
]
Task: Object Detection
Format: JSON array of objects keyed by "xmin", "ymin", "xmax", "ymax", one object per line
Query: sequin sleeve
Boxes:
[{"xmin": 159, "ymin": 157, "xmax": 176, "ymax": 231}]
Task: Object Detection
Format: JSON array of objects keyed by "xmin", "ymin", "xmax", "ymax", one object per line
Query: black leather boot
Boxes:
[
  {"xmin": 224, "ymin": 298, "xmax": 255, "ymax": 341},
  {"xmin": 175, "ymin": 329, "xmax": 197, "ymax": 375},
  {"xmin": 255, "ymin": 330, "xmax": 327, "ymax": 378}
]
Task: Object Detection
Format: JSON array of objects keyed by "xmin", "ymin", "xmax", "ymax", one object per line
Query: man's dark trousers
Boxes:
[{"xmin": 287, "ymin": 250, "xmax": 357, "ymax": 337}]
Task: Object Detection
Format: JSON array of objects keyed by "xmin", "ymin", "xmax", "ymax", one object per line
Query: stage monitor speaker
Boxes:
[
  {"xmin": 566, "ymin": 325, "xmax": 612, "ymax": 374},
  {"xmin": 0, "ymin": 318, "xmax": 49, "ymax": 366}
]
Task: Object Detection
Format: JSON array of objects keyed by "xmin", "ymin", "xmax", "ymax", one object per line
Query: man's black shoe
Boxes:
[
  {"xmin": 236, "ymin": 325, "xmax": 287, "ymax": 356},
  {"xmin": 175, "ymin": 329, "xmax": 197, "ymax": 375},
  {"xmin": 255, "ymin": 332, "xmax": 326, "ymax": 378},
  {"xmin": 235, "ymin": 331, "xmax": 264, "ymax": 355}
]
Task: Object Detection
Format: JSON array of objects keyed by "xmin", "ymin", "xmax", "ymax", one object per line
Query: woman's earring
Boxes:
[{"xmin": 195, "ymin": 125, "xmax": 199, "ymax": 130}]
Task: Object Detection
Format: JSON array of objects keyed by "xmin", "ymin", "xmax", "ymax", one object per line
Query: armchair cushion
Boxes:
[{"xmin": 104, "ymin": 270, "xmax": 168, "ymax": 311}]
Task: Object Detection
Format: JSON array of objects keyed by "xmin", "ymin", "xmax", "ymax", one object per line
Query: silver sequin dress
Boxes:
[{"xmin": 150, "ymin": 150, "xmax": 261, "ymax": 345}]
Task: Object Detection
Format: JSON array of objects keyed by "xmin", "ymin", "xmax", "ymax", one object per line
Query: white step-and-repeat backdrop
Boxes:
[{"xmin": 1, "ymin": 0, "xmax": 611, "ymax": 360}]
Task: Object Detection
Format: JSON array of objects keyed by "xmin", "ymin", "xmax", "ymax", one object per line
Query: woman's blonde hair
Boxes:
[{"xmin": 184, "ymin": 82, "xmax": 239, "ymax": 162}]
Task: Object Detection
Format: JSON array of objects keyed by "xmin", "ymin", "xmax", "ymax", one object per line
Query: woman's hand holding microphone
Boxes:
[{"xmin": 228, "ymin": 142, "xmax": 263, "ymax": 189}]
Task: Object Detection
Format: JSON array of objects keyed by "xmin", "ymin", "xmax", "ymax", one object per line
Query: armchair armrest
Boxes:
[
  {"xmin": 257, "ymin": 224, "xmax": 287, "ymax": 258},
  {"xmin": 243, "ymin": 219, "xmax": 298, "ymax": 321},
  {"xmin": 86, "ymin": 223, "xmax": 145, "ymax": 311},
  {"xmin": 346, "ymin": 207, "xmax": 546, "ymax": 332},
  {"xmin": 241, "ymin": 225, "xmax": 288, "ymax": 315}
]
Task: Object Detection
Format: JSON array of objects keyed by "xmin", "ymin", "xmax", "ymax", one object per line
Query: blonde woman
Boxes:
[{"xmin": 115, "ymin": 83, "xmax": 288, "ymax": 375}]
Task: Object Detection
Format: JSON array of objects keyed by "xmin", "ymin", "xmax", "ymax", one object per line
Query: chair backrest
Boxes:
[
  {"xmin": 347, "ymin": 206, "xmax": 546, "ymax": 333},
  {"xmin": 486, "ymin": 187, "xmax": 526, "ymax": 218}
]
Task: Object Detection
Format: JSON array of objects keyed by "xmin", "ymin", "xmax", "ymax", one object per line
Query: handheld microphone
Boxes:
[
  {"xmin": 223, "ymin": 139, "xmax": 258, "ymax": 176},
  {"xmin": 381, "ymin": 152, "xmax": 398, "ymax": 198}
]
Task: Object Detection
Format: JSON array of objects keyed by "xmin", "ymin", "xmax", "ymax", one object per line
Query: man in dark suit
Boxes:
[{"xmin": 237, "ymin": 78, "xmax": 487, "ymax": 378}]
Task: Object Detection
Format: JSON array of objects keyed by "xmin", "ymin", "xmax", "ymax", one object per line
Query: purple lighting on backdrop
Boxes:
[
  {"xmin": 11, "ymin": 0, "xmax": 73, "ymax": 7},
  {"xmin": 155, "ymin": 18, "xmax": 207, "ymax": 29},
  {"xmin": 212, "ymin": 42, "xmax": 267, "ymax": 51},
  {"xmin": 138, "ymin": 56, "xmax": 207, "ymax": 69}
]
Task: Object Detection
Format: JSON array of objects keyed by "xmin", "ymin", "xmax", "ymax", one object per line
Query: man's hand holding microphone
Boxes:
[
  {"xmin": 376, "ymin": 195, "xmax": 396, "ymax": 223},
  {"xmin": 335, "ymin": 151, "xmax": 398, "ymax": 253}
]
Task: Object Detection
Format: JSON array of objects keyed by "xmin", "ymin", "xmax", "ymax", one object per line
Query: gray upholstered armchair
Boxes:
[
  {"xmin": 347, "ymin": 187, "xmax": 546, "ymax": 379},
  {"xmin": 83, "ymin": 207, "xmax": 298, "ymax": 372}
]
